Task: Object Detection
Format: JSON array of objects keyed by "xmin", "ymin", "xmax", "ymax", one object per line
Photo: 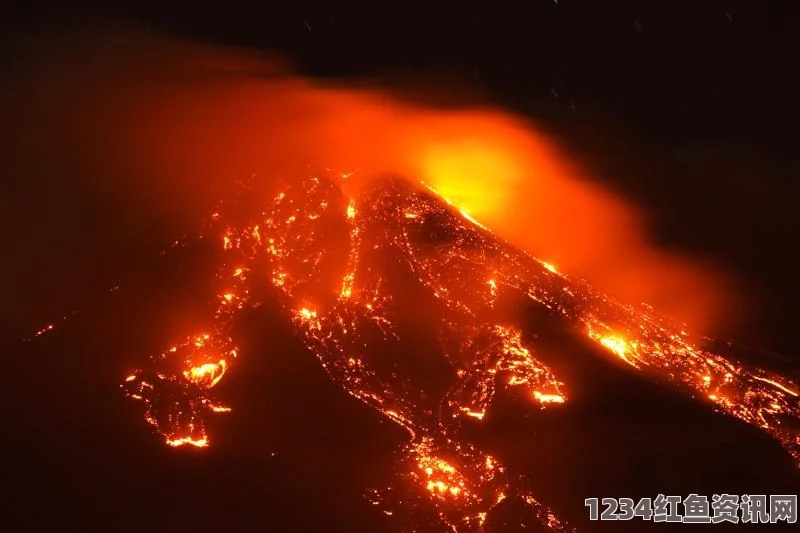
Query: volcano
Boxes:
[{"xmin": 109, "ymin": 172, "xmax": 800, "ymax": 531}]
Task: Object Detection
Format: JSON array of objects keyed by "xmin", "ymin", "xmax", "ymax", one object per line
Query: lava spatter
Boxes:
[
  {"xmin": 122, "ymin": 331, "xmax": 237, "ymax": 448},
  {"xmin": 123, "ymin": 172, "xmax": 800, "ymax": 531}
]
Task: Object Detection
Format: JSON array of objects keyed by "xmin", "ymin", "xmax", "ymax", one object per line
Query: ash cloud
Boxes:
[{"xmin": 1, "ymin": 25, "xmax": 732, "ymax": 336}]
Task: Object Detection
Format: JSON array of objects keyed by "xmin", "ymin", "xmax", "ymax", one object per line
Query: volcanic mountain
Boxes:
[{"xmin": 111, "ymin": 172, "xmax": 800, "ymax": 531}]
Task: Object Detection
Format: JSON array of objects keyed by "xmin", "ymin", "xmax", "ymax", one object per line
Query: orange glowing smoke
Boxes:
[
  {"xmin": 5, "ymin": 27, "xmax": 729, "ymax": 335},
  {"xmin": 411, "ymin": 118, "xmax": 730, "ymax": 331}
]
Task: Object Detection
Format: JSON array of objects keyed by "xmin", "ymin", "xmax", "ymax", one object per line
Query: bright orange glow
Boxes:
[
  {"xmin": 411, "ymin": 117, "xmax": 730, "ymax": 332},
  {"xmin": 752, "ymin": 376, "xmax": 799, "ymax": 397},
  {"xmin": 598, "ymin": 335, "xmax": 638, "ymax": 367},
  {"xmin": 340, "ymin": 271, "xmax": 355, "ymax": 299},
  {"xmin": 194, "ymin": 334, "xmax": 210, "ymax": 348},
  {"xmin": 460, "ymin": 408, "xmax": 486, "ymax": 420},
  {"xmin": 34, "ymin": 324, "xmax": 55, "ymax": 337},
  {"xmin": 458, "ymin": 209, "xmax": 487, "ymax": 230},
  {"xmin": 533, "ymin": 391, "xmax": 566, "ymax": 404},
  {"xmin": 420, "ymin": 143, "xmax": 519, "ymax": 216},
  {"xmin": 183, "ymin": 360, "xmax": 227, "ymax": 388},
  {"xmin": 541, "ymin": 261, "xmax": 558, "ymax": 274},
  {"xmin": 413, "ymin": 441, "xmax": 467, "ymax": 501},
  {"xmin": 166, "ymin": 436, "xmax": 209, "ymax": 448}
]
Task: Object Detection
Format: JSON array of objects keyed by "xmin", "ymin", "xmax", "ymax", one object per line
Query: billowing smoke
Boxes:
[{"xmin": 2, "ymin": 25, "xmax": 731, "ymax": 334}]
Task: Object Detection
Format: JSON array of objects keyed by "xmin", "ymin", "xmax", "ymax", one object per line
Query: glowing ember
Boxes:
[
  {"xmin": 166, "ymin": 436, "xmax": 209, "ymax": 448},
  {"xmin": 534, "ymin": 391, "xmax": 566, "ymax": 404},
  {"xmin": 298, "ymin": 307, "xmax": 316, "ymax": 320},
  {"xmin": 183, "ymin": 360, "xmax": 227, "ymax": 388},
  {"xmin": 541, "ymin": 261, "xmax": 558, "ymax": 274},
  {"xmin": 458, "ymin": 209, "xmax": 487, "ymax": 230},
  {"xmin": 122, "ymin": 172, "xmax": 800, "ymax": 531},
  {"xmin": 594, "ymin": 332, "xmax": 639, "ymax": 368}
]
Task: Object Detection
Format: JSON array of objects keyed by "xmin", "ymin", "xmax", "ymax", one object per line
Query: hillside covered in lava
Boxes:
[{"xmin": 119, "ymin": 172, "xmax": 800, "ymax": 531}]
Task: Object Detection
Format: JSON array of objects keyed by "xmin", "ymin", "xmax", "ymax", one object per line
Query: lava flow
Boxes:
[{"xmin": 122, "ymin": 172, "xmax": 800, "ymax": 531}]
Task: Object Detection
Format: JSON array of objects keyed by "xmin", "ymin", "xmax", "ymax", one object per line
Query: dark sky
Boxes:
[
  {"xmin": 74, "ymin": 2, "xmax": 800, "ymax": 150},
  {"xmin": 5, "ymin": 2, "xmax": 800, "ymax": 144},
  {"xmin": 2, "ymin": 1, "xmax": 800, "ymax": 352}
]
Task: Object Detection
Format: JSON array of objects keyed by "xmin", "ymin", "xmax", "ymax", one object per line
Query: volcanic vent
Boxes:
[{"xmin": 123, "ymin": 172, "xmax": 800, "ymax": 531}]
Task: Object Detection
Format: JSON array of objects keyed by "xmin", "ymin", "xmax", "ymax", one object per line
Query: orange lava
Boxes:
[{"xmin": 122, "ymin": 171, "xmax": 800, "ymax": 531}]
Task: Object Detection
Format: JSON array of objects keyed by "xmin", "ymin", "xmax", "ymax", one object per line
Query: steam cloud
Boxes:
[{"xmin": 2, "ymin": 25, "xmax": 731, "ymax": 334}]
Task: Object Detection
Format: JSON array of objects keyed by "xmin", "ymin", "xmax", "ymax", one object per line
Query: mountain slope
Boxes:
[{"xmin": 123, "ymin": 172, "xmax": 800, "ymax": 531}]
